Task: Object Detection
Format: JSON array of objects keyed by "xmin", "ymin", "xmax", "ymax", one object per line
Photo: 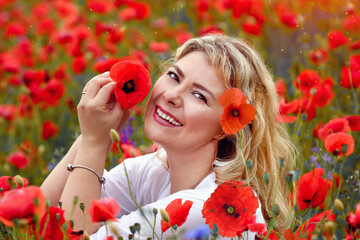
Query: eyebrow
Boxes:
[{"xmin": 172, "ymin": 64, "xmax": 215, "ymax": 100}]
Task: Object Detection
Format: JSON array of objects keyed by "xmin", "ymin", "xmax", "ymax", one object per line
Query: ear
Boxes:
[{"xmin": 214, "ymin": 131, "xmax": 227, "ymax": 141}]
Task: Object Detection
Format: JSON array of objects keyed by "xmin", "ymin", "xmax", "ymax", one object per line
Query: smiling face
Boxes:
[{"xmin": 144, "ymin": 51, "xmax": 227, "ymax": 152}]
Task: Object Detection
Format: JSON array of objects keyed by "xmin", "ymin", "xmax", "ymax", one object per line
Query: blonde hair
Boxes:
[{"xmin": 173, "ymin": 35, "xmax": 296, "ymax": 233}]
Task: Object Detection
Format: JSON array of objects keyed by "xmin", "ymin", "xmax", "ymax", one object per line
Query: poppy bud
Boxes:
[
  {"xmin": 263, "ymin": 173, "xmax": 269, "ymax": 184},
  {"xmin": 14, "ymin": 175, "xmax": 24, "ymax": 187},
  {"xmin": 279, "ymin": 158, "xmax": 284, "ymax": 168},
  {"xmin": 160, "ymin": 208, "xmax": 169, "ymax": 222},
  {"xmin": 172, "ymin": 224, "xmax": 178, "ymax": 230},
  {"xmin": 46, "ymin": 199, "xmax": 50, "ymax": 209},
  {"xmin": 246, "ymin": 159, "xmax": 253, "ymax": 170},
  {"xmin": 272, "ymin": 205, "xmax": 280, "ymax": 216},
  {"xmin": 286, "ymin": 173, "xmax": 293, "ymax": 184},
  {"xmin": 323, "ymin": 221, "xmax": 336, "ymax": 236},
  {"xmin": 109, "ymin": 222, "xmax": 120, "ymax": 236},
  {"xmin": 56, "ymin": 213, "xmax": 61, "ymax": 221},
  {"xmin": 134, "ymin": 223, "xmax": 141, "ymax": 232},
  {"xmin": 69, "ymin": 220, "xmax": 74, "ymax": 229},
  {"xmin": 111, "ymin": 129, "xmax": 120, "ymax": 143},
  {"xmin": 73, "ymin": 196, "xmax": 78, "ymax": 205},
  {"xmin": 58, "ymin": 201, "xmax": 63, "ymax": 209},
  {"xmin": 152, "ymin": 208, "xmax": 158, "ymax": 215},
  {"xmin": 130, "ymin": 225, "xmax": 136, "ymax": 234},
  {"xmin": 83, "ymin": 231, "xmax": 90, "ymax": 240},
  {"xmin": 341, "ymin": 144, "xmax": 348, "ymax": 155},
  {"xmin": 63, "ymin": 222, "xmax": 69, "ymax": 231},
  {"xmin": 334, "ymin": 198, "xmax": 344, "ymax": 211},
  {"xmin": 301, "ymin": 114, "xmax": 307, "ymax": 121},
  {"xmin": 80, "ymin": 202, "xmax": 85, "ymax": 212}
]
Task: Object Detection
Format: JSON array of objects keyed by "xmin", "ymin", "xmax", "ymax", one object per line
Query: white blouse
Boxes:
[{"xmin": 90, "ymin": 151, "xmax": 265, "ymax": 240}]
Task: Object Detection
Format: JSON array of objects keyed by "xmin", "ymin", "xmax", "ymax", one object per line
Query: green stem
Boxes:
[{"xmin": 116, "ymin": 142, "xmax": 161, "ymax": 240}]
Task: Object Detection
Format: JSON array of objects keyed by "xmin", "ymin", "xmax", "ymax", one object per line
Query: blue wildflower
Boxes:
[{"xmin": 186, "ymin": 225, "xmax": 210, "ymax": 240}]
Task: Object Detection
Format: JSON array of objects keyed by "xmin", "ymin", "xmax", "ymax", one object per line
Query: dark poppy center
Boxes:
[
  {"xmin": 231, "ymin": 109, "xmax": 240, "ymax": 117},
  {"xmin": 122, "ymin": 79, "xmax": 135, "ymax": 93},
  {"xmin": 223, "ymin": 203, "xmax": 240, "ymax": 218}
]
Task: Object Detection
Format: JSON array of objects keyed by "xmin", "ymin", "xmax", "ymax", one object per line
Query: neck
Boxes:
[{"xmin": 164, "ymin": 141, "xmax": 218, "ymax": 194}]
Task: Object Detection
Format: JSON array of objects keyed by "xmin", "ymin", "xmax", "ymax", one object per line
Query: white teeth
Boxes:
[{"xmin": 156, "ymin": 108, "xmax": 181, "ymax": 126}]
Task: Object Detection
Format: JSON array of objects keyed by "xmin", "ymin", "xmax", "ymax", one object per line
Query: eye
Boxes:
[
  {"xmin": 167, "ymin": 71, "xmax": 179, "ymax": 82},
  {"xmin": 193, "ymin": 91, "xmax": 207, "ymax": 103}
]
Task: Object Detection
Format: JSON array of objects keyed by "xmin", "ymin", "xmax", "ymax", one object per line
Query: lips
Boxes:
[{"xmin": 153, "ymin": 105, "xmax": 183, "ymax": 127}]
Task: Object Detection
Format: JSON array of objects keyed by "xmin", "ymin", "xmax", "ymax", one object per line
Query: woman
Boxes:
[{"xmin": 41, "ymin": 34, "xmax": 294, "ymax": 239}]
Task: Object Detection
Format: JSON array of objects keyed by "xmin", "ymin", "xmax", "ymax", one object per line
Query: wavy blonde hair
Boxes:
[{"xmin": 172, "ymin": 34, "xmax": 296, "ymax": 233}]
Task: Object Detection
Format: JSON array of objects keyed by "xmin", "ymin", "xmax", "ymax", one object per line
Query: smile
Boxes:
[{"xmin": 155, "ymin": 106, "xmax": 182, "ymax": 126}]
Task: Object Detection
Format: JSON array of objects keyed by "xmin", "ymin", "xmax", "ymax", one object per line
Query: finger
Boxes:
[
  {"xmin": 85, "ymin": 77, "xmax": 113, "ymax": 99},
  {"xmin": 83, "ymin": 72, "xmax": 109, "ymax": 93},
  {"xmin": 117, "ymin": 109, "xmax": 131, "ymax": 132},
  {"xmin": 80, "ymin": 77, "xmax": 111, "ymax": 103},
  {"xmin": 93, "ymin": 81, "xmax": 117, "ymax": 105}
]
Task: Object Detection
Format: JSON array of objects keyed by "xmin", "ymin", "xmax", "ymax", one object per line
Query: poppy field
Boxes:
[{"xmin": 0, "ymin": 0, "xmax": 360, "ymax": 239}]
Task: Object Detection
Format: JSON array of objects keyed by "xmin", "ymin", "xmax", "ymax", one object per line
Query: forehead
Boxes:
[{"xmin": 175, "ymin": 51, "xmax": 226, "ymax": 96}]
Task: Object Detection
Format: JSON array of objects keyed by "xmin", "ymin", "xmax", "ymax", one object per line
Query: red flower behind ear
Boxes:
[
  {"xmin": 109, "ymin": 60, "xmax": 151, "ymax": 109},
  {"xmin": 324, "ymin": 132, "xmax": 355, "ymax": 156},
  {"xmin": 161, "ymin": 198, "xmax": 193, "ymax": 233},
  {"xmin": 88, "ymin": 197, "xmax": 121, "ymax": 222},
  {"xmin": 219, "ymin": 88, "xmax": 256, "ymax": 135}
]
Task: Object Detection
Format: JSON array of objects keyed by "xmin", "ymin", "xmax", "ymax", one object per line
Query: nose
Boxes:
[{"xmin": 162, "ymin": 85, "xmax": 183, "ymax": 107}]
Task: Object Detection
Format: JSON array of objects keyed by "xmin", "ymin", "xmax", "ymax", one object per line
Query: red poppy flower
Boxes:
[
  {"xmin": 202, "ymin": 181, "xmax": 259, "ymax": 237},
  {"xmin": 312, "ymin": 80, "xmax": 334, "ymax": 108},
  {"xmin": 176, "ymin": 31, "xmax": 193, "ymax": 45},
  {"xmin": 43, "ymin": 79, "xmax": 65, "ymax": 106},
  {"xmin": 340, "ymin": 54, "xmax": 360, "ymax": 89},
  {"xmin": 328, "ymin": 30, "xmax": 349, "ymax": 50},
  {"xmin": 6, "ymin": 151, "xmax": 30, "ymax": 169},
  {"xmin": 294, "ymin": 70, "xmax": 321, "ymax": 93},
  {"xmin": 0, "ymin": 186, "xmax": 46, "ymax": 226},
  {"xmin": 318, "ymin": 118, "xmax": 351, "ymax": 141},
  {"xmin": 109, "ymin": 60, "xmax": 151, "ymax": 109},
  {"xmin": 324, "ymin": 132, "xmax": 355, "ymax": 156},
  {"xmin": 161, "ymin": 198, "xmax": 193, "ymax": 232},
  {"xmin": 88, "ymin": 197, "xmax": 121, "ymax": 222},
  {"xmin": 198, "ymin": 25, "xmax": 224, "ymax": 36},
  {"xmin": 345, "ymin": 115, "xmax": 360, "ymax": 131},
  {"xmin": 308, "ymin": 48, "xmax": 328, "ymax": 65},
  {"xmin": 295, "ymin": 168, "xmax": 331, "ymax": 210},
  {"xmin": 120, "ymin": 143, "xmax": 142, "ymax": 161},
  {"xmin": 242, "ymin": 17, "xmax": 262, "ymax": 36},
  {"xmin": 219, "ymin": 88, "xmax": 256, "ymax": 135},
  {"xmin": 278, "ymin": 98, "xmax": 300, "ymax": 124},
  {"xmin": 39, "ymin": 206, "xmax": 66, "ymax": 239},
  {"xmin": 276, "ymin": 4, "xmax": 300, "ymax": 28},
  {"xmin": 118, "ymin": 1, "xmax": 151, "ymax": 21},
  {"xmin": 275, "ymin": 79, "xmax": 286, "ymax": 97},
  {"xmin": 350, "ymin": 40, "xmax": 360, "ymax": 50},
  {"xmin": 295, "ymin": 210, "xmax": 335, "ymax": 239},
  {"xmin": 343, "ymin": 14, "xmax": 360, "ymax": 32},
  {"xmin": 149, "ymin": 41, "xmax": 170, "ymax": 53},
  {"xmin": 42, "ymin": 120, "xmax": 59, "ymax": 140},
  {"xmin": 347, "ymin": 203, "xmax": 360, "ymax": 229},
  {"xmin": 72, "ymin": 56, "xmax": 87, "ymax": 74},
  {"xmin": 0, "ymin": 176, "xmax": 29, "ymax": 197},
  {"xmin": 87, "ymin": 0, "xmax": 112, "ymax": 14},
  {"xmin": 0, "ymin": 104, "xmax": 17, "ymax": 121}
]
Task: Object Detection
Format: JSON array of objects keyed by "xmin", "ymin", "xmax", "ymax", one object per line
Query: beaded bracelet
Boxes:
[{"xmin": 66, "ymin": 164, "xmax": 105, "ymax": 189}]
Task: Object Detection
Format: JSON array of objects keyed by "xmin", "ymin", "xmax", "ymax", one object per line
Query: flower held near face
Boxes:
[
  {"xmin": 219, "ymin": 88, "xmax": 256, "ymax": 135},
  {"xmin": 109, "ymin": 60, "xmax": 151, "ymax": 109},
  {"xmin": 201, "ymin": 181, "xmax": 259, "ymax": 238}
]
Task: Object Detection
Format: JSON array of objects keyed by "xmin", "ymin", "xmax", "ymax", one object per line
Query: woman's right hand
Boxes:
[{"xmin": 77, "ymin": 72, "xmax": 131, "ymax": 147}]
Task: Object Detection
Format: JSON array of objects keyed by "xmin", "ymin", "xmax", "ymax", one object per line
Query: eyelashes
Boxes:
[{"xmin": 166, "ymin": 70, "xmax": 208, "ymax": 104}]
